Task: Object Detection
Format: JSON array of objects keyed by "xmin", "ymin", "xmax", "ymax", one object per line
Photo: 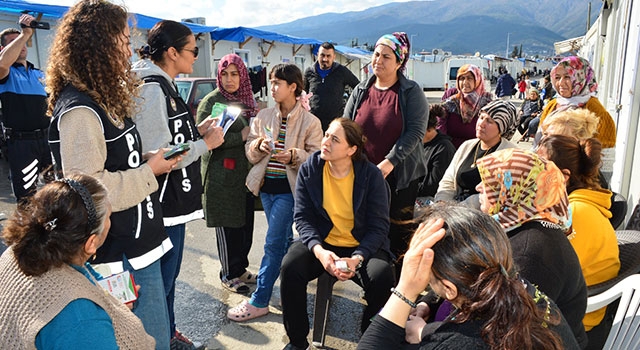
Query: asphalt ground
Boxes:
[{"xmin": 0, "ymin": 91, "xmax": 526, "ymax": 350}]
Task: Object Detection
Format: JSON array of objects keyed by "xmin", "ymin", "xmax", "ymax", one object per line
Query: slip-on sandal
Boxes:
[
  {"xmin": 227, "ymin": 300, "xmax": 269, "ymax": 322},
  {"xmin": 238, "ymin": 270, "xmax": 258, "ymax": 284}
]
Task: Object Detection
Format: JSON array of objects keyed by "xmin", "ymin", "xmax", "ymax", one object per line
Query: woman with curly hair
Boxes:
[
  {"xmin": 46, "ymin": 1, "xmax": 179, "ymax": 348},
  {"xmin": 358, "ymin": 204, "xmax": 579, "ymax": 350},
  {"xmin": 476, "ymin": 148, "xmax": 588, "ymax": 348}
]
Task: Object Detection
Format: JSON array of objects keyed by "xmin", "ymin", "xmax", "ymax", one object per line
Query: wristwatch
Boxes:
[{"xmin": 352, "ymin": 255, "xmax": 364, "ymax": 270}]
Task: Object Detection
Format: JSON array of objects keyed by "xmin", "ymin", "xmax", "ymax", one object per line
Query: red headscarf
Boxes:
[{"xmin": 218, "ymin": 54, "xmax": 258, "ymax": 118}]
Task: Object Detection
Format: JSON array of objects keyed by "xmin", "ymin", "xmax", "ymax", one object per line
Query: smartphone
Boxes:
[
  {"xmin": 163, "ymin": 143, "xmax": 190, "ymax": 160},
  {"xmin": 335, "ymin": 260, "xmax": 350, "ymax": 273}
]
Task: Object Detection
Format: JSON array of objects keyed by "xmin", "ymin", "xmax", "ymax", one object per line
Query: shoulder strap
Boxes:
[{"xmin": 142, "ymin": 75, "xmax": 181, "ymax": 99}]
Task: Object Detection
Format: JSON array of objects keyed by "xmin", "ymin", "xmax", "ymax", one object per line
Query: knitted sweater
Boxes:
[
  {"xmin": 0, "ymin": 248, "xmax": 154, "ymax": 350},
  {"xmin": 539, "ymin": 97, "xmax": 616, "ymax": 148}
]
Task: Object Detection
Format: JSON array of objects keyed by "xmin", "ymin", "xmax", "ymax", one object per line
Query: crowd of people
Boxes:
[{"xmin": 0, "ymin": 1, "xmax": 623, "ymax": 349}]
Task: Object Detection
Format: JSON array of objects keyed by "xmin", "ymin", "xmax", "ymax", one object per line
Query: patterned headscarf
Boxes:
[
  {"xmin": 447, "ymin": 64, "xmax": 492, "ymax": 123},
  {"xmin": 218, "ymin": 54, "xmax": 258, "ymax": 119},
  {"xmin": 476, "ymin": 148, "xmax": 572, "ymax": 234},
  {"xmin": 375, "ymin": 32, "xmax": 410, "ymax": 70},
  {"xmin": 550, "ymin": 56, "xmax": 597, "ymax": 112},
  {"xmin": 480, "ymin": 99, "xmax": 518, "ymax": 140}
]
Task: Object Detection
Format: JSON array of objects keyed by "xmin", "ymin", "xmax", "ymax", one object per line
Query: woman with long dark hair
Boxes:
[{"xmin": 358, "ymin": 204, "xmax": 579, "ymax": 349}]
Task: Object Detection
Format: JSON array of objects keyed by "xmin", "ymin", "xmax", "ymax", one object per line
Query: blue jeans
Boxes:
[
  {"xmin": 123, "ymin": 256, "xmax": 170, "ymax": 350},
  {"xmin": 160, "ymin": 223, "xmax": 186, "ymax": 338},
  {"xmin": 249, "ymin": 192, "xmax": 294, "ymax": 308}
]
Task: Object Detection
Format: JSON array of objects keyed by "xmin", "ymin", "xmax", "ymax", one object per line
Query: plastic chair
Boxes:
[
  {"xmin": 587, "ymin": 230, "xmax": 640, "ymax": 296},
  {"xmin": 610, "ymin": 192, "xmax": 628, "ymax": 230},
  {"xmin": 585, "ymin": 274, "xmax": 640, "ymax": 350},
  {"xmin": 312, "ymin": 272, "xmax": 338, "ymax": 348}
]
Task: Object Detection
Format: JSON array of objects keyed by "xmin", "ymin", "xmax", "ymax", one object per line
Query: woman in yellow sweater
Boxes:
[{"xmin": 537, "ymin": 134, "xmax": 619, "ymax": 350}]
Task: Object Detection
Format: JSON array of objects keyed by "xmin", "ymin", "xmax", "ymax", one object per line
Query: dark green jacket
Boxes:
[{"xmin": 196, "ymin": 89, "xmax": 251, "ymax": 227}]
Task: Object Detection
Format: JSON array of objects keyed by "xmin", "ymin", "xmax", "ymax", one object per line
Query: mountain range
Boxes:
[{"xmin": 258, "ymin": 0, "xmax": 601, "ymax": 56}]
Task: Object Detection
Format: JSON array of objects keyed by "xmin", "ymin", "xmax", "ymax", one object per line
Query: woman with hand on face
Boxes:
[
  {"xmin": 196, "ymin": 54, "xmax": 258, "ymax": 296},
  {"xmin": 358, "ymin": 204, "xmax": 579, "ymax": 350},
  {"xmin": 46, "ymin": 1, "xmax": 179, "ymax": 348},
  {"xmin": 439, "ymin": 64, "xmax": 494, "ymax": 149},
  {"xmin": 280, "ymin": 118, "xmax": 395, "ymax": 350},
  {"xmin": 344, "ymin": 32, "xmax": 428, "ymax": 273},
  {"xmin": 227, "ymin": 63, "xmax": 322, "ymax": 322},
  {"xmin": 132, "ymin": 20, "xmax": 224, "ymax": 348},
  {"xmin": 476, "ymin": 148, "xmax": 588, "ymax": 348},
  {"xmin": 0, "ymin": 174, "xmax": 155, "ymax": 349},
  {"xmin": 434, "ymin": 99, "xmax": 517, "ymax": 208}
]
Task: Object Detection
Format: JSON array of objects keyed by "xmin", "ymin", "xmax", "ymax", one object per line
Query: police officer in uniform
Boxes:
[{"xmin": 0, "ymin": 14, "xmax": 51, "ymax": 202}]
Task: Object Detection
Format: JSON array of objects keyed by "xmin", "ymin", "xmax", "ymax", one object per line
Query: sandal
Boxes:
[
  {"xmin": 238, "ymin": 270, "xmax": 258, "ymax": 284},
  {"xmin": 227, "ymin": 300, "xmax": 269, "ymax": 322},
  {"xmin": 222, "ymin": 277, "xmax": 250, "ymax": 294}
]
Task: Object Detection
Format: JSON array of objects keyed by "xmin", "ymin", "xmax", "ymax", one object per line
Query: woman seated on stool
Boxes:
[
  {"xmin": 280, "ymin": 118, "xmax": 395, "ymax": 350},
  {"xmin": 358, "ymin": 204, "xmax": 579, "ymax": 350}
]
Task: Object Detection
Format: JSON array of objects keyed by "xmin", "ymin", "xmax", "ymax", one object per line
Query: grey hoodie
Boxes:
[{"xmin": 131, "ymin": 59, "xmax": 208, "ymax": 169}]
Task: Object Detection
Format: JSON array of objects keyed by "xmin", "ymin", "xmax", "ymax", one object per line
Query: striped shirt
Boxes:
[{"xmin": 265, "ymin": 115, "xmax": 288, "ymax": 179}]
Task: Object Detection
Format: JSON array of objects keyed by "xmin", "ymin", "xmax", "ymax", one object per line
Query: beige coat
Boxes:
[{"xmin": 245, "ymin": 101, "xmax": 322, "ymax": 196}]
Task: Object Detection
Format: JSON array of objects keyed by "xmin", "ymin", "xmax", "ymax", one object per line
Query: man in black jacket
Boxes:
[{"xmin": 304, "ymin": 42, "xmax": 359, "ymax": 131}]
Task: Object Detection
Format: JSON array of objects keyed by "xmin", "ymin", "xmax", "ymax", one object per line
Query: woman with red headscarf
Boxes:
[
  {"xmin": 438, "ymin": 64, "xmax": 494, "ymax": 149},
  {"xmin": 196, "ymin": 54, "xmax": 258, "ymax": 294}
]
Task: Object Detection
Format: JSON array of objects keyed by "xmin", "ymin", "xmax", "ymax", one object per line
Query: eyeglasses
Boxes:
[{"xmin": 183, "ymin": 46, "xmax": 199, "ymax": 58}]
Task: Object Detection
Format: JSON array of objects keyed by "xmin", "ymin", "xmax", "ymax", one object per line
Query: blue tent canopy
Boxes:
[
  {"xmin": 0, "ymin": 0, "xmax": 217, "ymax": 33},
  {"xmin": 211, "ymin": 26, "xmax": 321, "ymax": 45}
]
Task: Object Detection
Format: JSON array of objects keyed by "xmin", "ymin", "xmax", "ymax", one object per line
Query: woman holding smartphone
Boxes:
[
  {"xmin": 280, "ymin": 118, "xmax": 395, "ymax": 350},
  {"xmin": 132, "ymin": 20, "xmax": 223, "ymax": 348},
  {"xmin": 227, "ymin": 63, "xmax": 322, "ymax": 322},
  {"xmin": 46, "ymin": 2, "xmax": 181, "ymax": 348}
]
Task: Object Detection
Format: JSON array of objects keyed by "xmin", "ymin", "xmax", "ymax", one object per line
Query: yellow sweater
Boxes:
[
  {"xmin": 540, "ymin": 97, "xmax": 617, "ymax": 148},
  {"xmin": 568, "ymin": 188, "xmax": 620, "ymax": 330}
]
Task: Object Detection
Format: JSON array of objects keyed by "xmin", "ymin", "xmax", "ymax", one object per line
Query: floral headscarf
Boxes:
[
  {"xmin": 550, "ymin": 56, "xmax": 597, "ymax": 110},
  {"xmin": 476, "ymin": 148, "xmax": 572, "ymax": 234},
  {"xmin": 218, "ymin": 53, "xmax": 258, "ymax": 119},
  {"xmin": 444, "ymin": 64, "xmax": 492, "ymax": 123},
  {"xmin": 375, "ymin": 32, "xmax": 410, "ymax": 70}
]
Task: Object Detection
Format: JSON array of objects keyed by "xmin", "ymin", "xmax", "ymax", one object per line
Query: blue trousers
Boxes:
[{"xmin": 249, "ymin": 192, "xmax": 294, "ymax": 308}]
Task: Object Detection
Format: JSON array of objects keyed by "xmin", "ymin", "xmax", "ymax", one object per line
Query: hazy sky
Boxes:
[{"xmin": 35, "ymin": 0, "xmax": 410, "ymax": 28}]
